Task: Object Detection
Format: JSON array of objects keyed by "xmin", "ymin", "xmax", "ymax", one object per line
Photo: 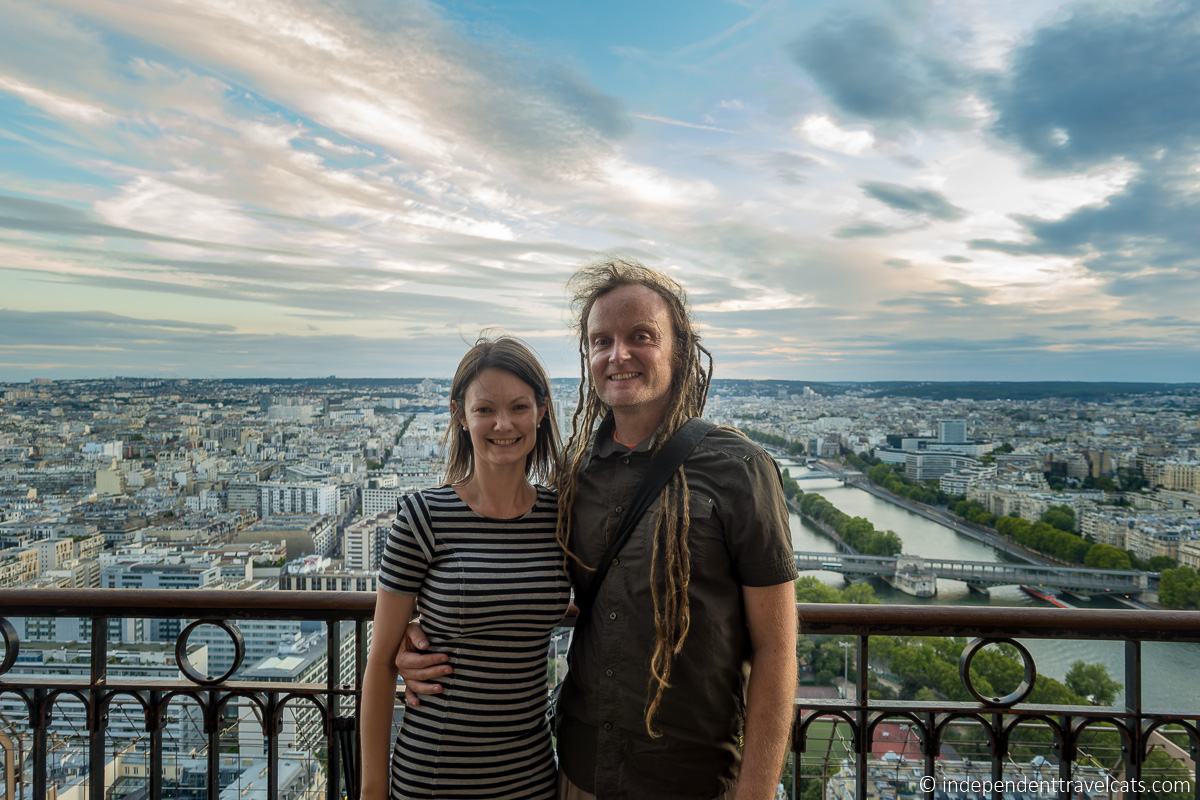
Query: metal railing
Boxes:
[
  {"xmin": 794, "ymin": 603, "xmax": 1200, "ymax": 800},
  {"xmin": 0, "ymin": 589, "xmax": 374, "ymax": 800},
  {"xmin": 0, "ymin": 591, "xmax": 1198, "ymax": 799}
]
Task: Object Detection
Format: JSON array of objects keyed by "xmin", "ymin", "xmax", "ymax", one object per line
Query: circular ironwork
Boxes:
[
  {"xmin": 959, "ymin": 637, "xmax": 1036, "ymax": 707},
  {"xmin": 175, "ymin": 619, "xmax": 244, "ymax": 686},
  {"xmin": 0, "ymin": 617, "xmax": 18, "ymax": 677}
]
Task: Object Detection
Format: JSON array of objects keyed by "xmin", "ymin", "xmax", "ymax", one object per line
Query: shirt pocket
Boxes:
[{"xmin": 682, "ymin": 491, "xmax": 728, "ymax": 568}]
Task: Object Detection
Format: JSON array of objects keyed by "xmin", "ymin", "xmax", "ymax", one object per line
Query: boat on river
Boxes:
[{"xmin": 1019, "ymin": 585, "xmax": 1072, "ymax": 608}]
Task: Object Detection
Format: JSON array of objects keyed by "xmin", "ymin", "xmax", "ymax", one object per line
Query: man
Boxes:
[{"xmin": 397, "ymin": 259, "xmax": 798, "ymax": 799}]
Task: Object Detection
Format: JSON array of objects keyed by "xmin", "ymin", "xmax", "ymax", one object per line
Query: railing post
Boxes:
[
  {"xmin": 1058, "ymin": 714, "xmax": 1074, "ymax": 800},
  {"xmin": 990, "ymin": 711, "xmax": 1004, "ymax": 800},
  {"xmin": 326, "ymin": 619, "xmax": 341, "ymax": 800},
  {"xmin": 205, "ymin": 690, "xmax": 220, "ymax": 800},
  {"xmin": 145, "ymin": 690, "xmax": 163, "ymax": 800},
  {"xmin": 265, "ymin": 692, "xmax": 279, "ymax": 800},
  {"xmin": 1125, "ymin": 639, "xmax": 1143, "ymax": 799},
  {"xmin": 855, "ymin": 635, "xmax": 868, "ymax": 800},
  {"xmin": 88, "ymin": 615, "xmax": 107, "ymax": 800},
  {"xmin": 922, "ymin": 712, "xmax": 937, "ymax": 800},
  {"xmin": 31, "ymin": 687, "xmax": 48, "ymax": 800}
]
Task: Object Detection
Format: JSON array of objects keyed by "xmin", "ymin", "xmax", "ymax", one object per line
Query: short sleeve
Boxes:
[
  {"xmin": 721, "ymin": 451, "xmax": 799, "ymax": 587},
  {"xmin": 378, "ymin": 493, "xmax": 435, "ymax": 595}
]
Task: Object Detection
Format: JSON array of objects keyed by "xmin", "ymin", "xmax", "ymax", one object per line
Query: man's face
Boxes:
[{"xmin": 585, "ymin": 284, "xmax": 676, "ymax": 416}]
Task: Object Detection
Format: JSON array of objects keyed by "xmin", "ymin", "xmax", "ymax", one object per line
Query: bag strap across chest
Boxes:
[{"xmin": 574, "ymin": 417, "xmax": 715, "ymax": 624}]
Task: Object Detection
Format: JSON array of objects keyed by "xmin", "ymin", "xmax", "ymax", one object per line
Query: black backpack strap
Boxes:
[{"xmin": 574, "ymin": 418, "xmax": 715, "ymax": 619}]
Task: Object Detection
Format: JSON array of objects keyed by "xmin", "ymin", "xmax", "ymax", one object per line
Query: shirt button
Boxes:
[
  {"xmin": 603, "ymin": 722, "xmax": 612, "ymax": 731},
  {"xmin": 611, "ymin": 558, "xmax": 620, "ymax": 567},
  {"xmin": 608, "ymin": 611, "xmax": 617, "ymax": 620},
  {"xmin": 605, "ymin": 668, "xmax": 614, "ymax": 677},
  {"xmin": 621, "ymin": 457, "xmax": 630, "ymax": 465},
  {"xmin": 614, "ymin": 505, "xmax": 623, "ymax": 514}
]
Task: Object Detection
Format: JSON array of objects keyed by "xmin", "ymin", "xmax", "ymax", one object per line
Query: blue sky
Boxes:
[{"xmin": 0, "ymin": 0, "xmax": 1197, "ymax": 381}]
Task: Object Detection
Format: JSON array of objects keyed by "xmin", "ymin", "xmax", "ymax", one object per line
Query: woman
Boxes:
[{"xmin": 360, "ymin": 336, "xmax": 570, "ymax": 800}]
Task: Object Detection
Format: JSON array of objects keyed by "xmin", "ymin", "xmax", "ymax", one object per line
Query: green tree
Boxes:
[
  {"xmin": 794, "ymin": 577, "xmax": 845, "ymax": 604},
  {"xmin": 1040, "ymin": 505, "xmax": 1076, "ymax": 532},
  {"xmin": 1159, "ymin": 567, "xmax": 1200, "ymax": 609},
  {"xmin": 1065, "ymin": 660, "xmax": 1122, "ymax": 704},
  {"xmin": 1084, "ymin": 543, "xmax": 1133, "ymax": 570},
  {"xmin": 841, "ymin": 582, "xmax": 881, "ymax": 605}
]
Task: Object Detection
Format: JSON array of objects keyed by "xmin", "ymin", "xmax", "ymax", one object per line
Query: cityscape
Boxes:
[{"xmin": 1, "ymin": 376, "xmax": 1197, "ymax": 797}]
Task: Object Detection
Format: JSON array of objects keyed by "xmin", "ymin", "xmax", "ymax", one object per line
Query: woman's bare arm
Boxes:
[{"xmin": 361, "ymin": 588, "xmax": 417, "ymax": 800}]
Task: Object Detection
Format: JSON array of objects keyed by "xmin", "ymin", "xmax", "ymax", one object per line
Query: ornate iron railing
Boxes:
[
  {"xmin": 0, "ymin": 589, "xmax": 374, "ymax": 800},
  {"xmin": 794, "ymin": 604, "xmax": 1200, "ymax": 800},
  {"xmin": 0, "ymin": 592, "xmax": 1198, "ymax": 799}
]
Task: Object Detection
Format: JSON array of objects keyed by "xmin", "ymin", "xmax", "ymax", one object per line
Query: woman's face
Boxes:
[{"xmin": 454, "ymin": 367, "xmax": 545, "ymax": 474}]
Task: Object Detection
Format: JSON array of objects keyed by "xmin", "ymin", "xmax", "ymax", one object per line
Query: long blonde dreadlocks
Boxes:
[{"xmin": 556, "ymin": 258, "xmax": 713, "ymax": 738}]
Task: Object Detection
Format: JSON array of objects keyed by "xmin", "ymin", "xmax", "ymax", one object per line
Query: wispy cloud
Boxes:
[{"xmin": 0, "ymin": 0, "xmax": 1195, "ymax": 380}]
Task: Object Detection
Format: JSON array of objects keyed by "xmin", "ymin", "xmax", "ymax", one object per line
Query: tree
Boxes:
[
  {"xmin": 1040, "ymin": 505, "xmax": 1076, "ymax": 532},
  {"xmin": 1065, "ymin": 660, "xmax": 1121, "ymax": 705},
  {"xmin": 794, "ymin": 577, "xmax": 844, "ymax": 604},
  {"xmin": 1083, "ymin": 543, "xmax": 1132, "ymax": 570},
  {"xmin": 841, "ymin": 582, "xmax": 881, "ymax": 605},
  {"xmin": 1159, "ymin": 567, "xmax": 1200, "ymax": 609}
]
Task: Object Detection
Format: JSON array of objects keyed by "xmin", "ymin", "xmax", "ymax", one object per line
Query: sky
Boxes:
[{"xmin": 0, "ymin": 0, "xmax": 1197, "ymax": 382}]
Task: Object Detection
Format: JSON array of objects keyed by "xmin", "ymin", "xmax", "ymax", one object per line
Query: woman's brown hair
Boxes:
[{"xmin": 443, "ymin": 336, "xmax": 559, "ymax": 487}]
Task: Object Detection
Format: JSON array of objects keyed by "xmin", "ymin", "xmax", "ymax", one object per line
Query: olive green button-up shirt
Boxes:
[{"xmin": 557, "ymin": 417, "xmax": 798, "ymax": 799}]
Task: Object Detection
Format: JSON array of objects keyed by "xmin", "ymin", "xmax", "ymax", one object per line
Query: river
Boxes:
[{"xmin": 782, "ymin": 463, "xmax": 1199, "ymax": 713}]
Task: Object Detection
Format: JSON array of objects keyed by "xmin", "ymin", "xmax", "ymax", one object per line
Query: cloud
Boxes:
[
  {"xmin": 977, "ymin": 0, "xmax": 1200, "ymax": 312},
  {"xmin": 789, "ymin": 10, "xmax": 972, "ymax": 126},
  {"xmin": 633, "ymin": 113, "xmax": 736, "ymax": 134},
  {"xmin": 0, "ymin": 308, "xmax": 571, "ymax": 378},
  {"xmin": 795, "ymin": 114, "xmax": 875, "ymax": 155},
  {"xmin": 860, "ymin": 181, "xmax": 965, "ymax": 221},
  {"xmin": 834, "ymin": 222, "xmax": 912, "ymax": 239},
  {"xmin": 0, "ymin": 195, "xmax": 300, "ymax": 255},
  {"xmin": 990, "ymin": 2, "xmax": 1200, "ymax": 171}
]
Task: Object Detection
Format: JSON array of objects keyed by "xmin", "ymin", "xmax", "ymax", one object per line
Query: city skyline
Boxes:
[{"xmin": 2, "ymin": 0, "xmax": 1198, "ymax": 381}]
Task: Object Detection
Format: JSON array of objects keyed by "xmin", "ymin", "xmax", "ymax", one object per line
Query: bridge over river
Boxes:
[{"xmin": 794, "ymin": 551, "xmax": 1157, "ymax": 597}]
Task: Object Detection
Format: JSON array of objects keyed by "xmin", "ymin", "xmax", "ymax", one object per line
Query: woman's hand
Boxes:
[{"xmin": 393, "ymin": 619, "xmax": 453, "ymax": 707}]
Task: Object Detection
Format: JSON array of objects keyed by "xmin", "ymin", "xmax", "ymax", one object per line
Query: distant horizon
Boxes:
[{"xmin": 8, "ymin": 375, "xmax": 1197, "ymax": 388}]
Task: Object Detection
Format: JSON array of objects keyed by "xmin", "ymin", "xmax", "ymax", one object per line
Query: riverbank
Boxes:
[
  {"xmin": 813, "ymin": 459, "xmax": 1060, "ymax": 565},
  {"xmin": 786, "ymin": 497, "xmax": 857, "ymax": 554}
]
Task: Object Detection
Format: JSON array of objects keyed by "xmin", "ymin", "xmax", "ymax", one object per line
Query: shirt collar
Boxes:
[{"xmin": 590, "ymin": 413, "xmax": 659, "ymax": 460}]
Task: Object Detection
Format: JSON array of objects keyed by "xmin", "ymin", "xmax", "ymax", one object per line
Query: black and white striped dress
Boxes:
[{"xmin": 379, "ymin": 485, "xmax": 570, "ymax": 800}]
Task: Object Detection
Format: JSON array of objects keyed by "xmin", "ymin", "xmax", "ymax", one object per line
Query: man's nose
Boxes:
[{"xmin": 608, "ymin": 340, "xmax": 631, "ymax": 364}]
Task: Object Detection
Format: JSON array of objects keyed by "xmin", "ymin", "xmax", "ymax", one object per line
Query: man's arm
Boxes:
[{"xmin": 735, "ymin": 580, "xmax": 798, "ymax": 800}]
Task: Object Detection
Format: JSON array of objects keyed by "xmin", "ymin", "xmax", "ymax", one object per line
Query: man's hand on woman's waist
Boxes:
[{"xmin": 392, "ymin": 620, "xmax": 452, "ymax": 707}]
